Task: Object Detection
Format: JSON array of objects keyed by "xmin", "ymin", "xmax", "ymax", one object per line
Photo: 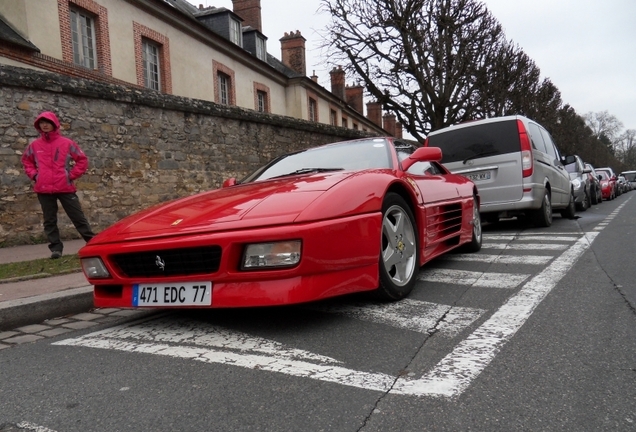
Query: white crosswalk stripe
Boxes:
[
  {"xmin": 308, "ymin": 299, "xmax": 486, "ymax": 337},
  {"xmin": 419, "ymin": 268, "xmax": 529, "ymax": 288},
  {"xmin": 441, "ymin": 254, "xmax": 553, "ymax": 265},
  {"xmin": 482, "ymin": 243, "xmax": 569, "ymax": 250},
  {"xmin": 483, "ymin": 235, "xmax": 579, "ymax": 242}
]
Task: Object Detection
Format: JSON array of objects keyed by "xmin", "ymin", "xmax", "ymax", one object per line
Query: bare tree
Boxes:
[
  {"xmin": 583, "ymin": 110, "xmax": 624, "ymax": 150},
  {"xmin": 615, "ymin": 129, "xmax": 636, "ymax": 167},
  {"xmin": 320, "ymin": 0, "xmax": 516, "ymax": 141}
]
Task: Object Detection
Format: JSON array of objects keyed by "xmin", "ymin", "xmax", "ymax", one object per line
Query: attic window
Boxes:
[
  {"xmin": 256, "ymin": 37, "xmax": 266, "ymax": 61},
  {"xmin": 229, "ymin": 18, "xmax": 242, "ymax": 46}
]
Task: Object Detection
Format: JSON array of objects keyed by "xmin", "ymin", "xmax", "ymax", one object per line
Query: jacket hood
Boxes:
[{"xmin": 34, "ymin": 111, "xmax": 61, "ymax": 132}]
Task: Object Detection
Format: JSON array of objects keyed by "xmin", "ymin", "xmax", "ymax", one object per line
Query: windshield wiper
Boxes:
[
  {"xmin": 463, "ymin": 151, "xmax": 498, "ymax": 164},
  {"xmin": 270, "ymin": 167, "xmax": 344, "ymax": 179}
]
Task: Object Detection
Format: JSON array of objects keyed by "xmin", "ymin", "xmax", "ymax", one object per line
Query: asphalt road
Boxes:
[{"xmin": 0, "ymin": 194, "xmax": 635, "ymax": 432}]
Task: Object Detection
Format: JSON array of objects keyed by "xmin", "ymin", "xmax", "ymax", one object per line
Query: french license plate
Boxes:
[
  {"xmin": 132, "ymin": 282, "xmax": 212, "ymax": 307},
  {"xmin": 466, "ymin": 171, "xmax": 491, "ymax": 181}
]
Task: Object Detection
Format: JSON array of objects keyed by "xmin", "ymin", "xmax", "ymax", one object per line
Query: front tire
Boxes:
[
  {"xmin": 376, "ymin": 193, "xmax": 420, "ymax": 301},
  {"xmin": 560, "ymin": 189, "xmax": 576, "ymax": 219},
  {"xmin": 532, "ymin": 189, "xmax": 553, "ymax": 227},
  {"xmin": 461, "ymin": 195, "xmax": 482, "ymax": 253},
  {"xmin": 578, "ymin": 188, "xmax": 589, "ymax": 211}
]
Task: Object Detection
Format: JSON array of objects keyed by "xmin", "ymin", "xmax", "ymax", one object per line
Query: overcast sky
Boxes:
[{"xmin": 192, "ymin": 0, "xmax": 636, "ymax": 132}]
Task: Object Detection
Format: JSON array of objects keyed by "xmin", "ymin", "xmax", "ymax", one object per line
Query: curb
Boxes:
[{"xmin": 0, "ymin": 286, "xmax": 93, "ymax": 331}]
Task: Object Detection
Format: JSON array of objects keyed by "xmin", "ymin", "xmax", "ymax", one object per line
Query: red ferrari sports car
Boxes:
[{"xmin": 79, "ymin": 137, "xmax": 481, "ymax": 309}]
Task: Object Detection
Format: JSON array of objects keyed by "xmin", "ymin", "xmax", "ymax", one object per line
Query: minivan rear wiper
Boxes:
[{"xmin": 463, "ymin": 151, "xmax": 498, "ymax": 164}]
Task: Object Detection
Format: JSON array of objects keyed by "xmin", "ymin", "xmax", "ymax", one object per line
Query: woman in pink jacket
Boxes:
[{"xmin": 21, "ymin": 111, "xmax": 95, "ymax": 259}]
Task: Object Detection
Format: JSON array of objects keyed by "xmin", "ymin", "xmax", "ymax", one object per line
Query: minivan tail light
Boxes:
[{"xmin": 517, "ymin": 119, "xmax": 533, "ymax": 178}]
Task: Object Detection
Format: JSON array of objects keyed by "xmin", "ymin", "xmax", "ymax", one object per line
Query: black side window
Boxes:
[
  {"xmin": 528, "ymin": 123, "xmax": 548, "ymax": 153},
  {"xmin": 539, "ymin": 127, "xmax": 558, "ymax": 160},
  {"xmin": 427, "ymin": 121, "xmax": 520, "ymax": 164}
]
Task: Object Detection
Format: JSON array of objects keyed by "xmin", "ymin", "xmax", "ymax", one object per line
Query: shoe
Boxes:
[{"xmin": 51, "ymin": 251, "xmax": 62, "ymax": 259}]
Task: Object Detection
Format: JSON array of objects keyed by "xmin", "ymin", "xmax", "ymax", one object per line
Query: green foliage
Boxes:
[{"xmin": 0, "ymin": 255, "xmax": 81, "ymax": 280}]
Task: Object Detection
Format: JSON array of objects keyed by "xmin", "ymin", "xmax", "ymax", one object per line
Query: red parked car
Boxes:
[
  {"xmin": 79, "ymin": 137, "xmax": 482, "ymax": 309},
  {"xmin": 596, "ymin": 169, "xmax": 616, "ymax": 200}
]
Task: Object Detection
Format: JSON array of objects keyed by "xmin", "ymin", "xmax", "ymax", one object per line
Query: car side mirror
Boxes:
[
  {"xmin": 563, "ymin": 155, "xmax": 576, "ymax": 165},
  {"xmin": 402, "ymin": 147, "xmax": 443, "ymax": 171},
  {"xmin": 222, "ymin": 178, "xmax": 237, "ymax": 188}
]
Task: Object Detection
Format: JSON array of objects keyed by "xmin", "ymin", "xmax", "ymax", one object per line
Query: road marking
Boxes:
[
  {"xmin": 53, "ymin": 231, "xmax": 598, "ymax": 400},
  {"xmin": 56, "ymin": 320, "xmax": 339, "ymax": 364},
  {"xmin": 55, "ymin": 318, "xmax": 397, "ymax": 393},
  {"xmin": 15, "ymin": 422, "xmax": 58, "ymax": 432},
  {"xmin": 482, "ymin": 243, "xmax": 569, "ymax": 250},
  {"xmin": 309, "ymin": 299, "xmax": 486, "ymax": 337},
  {"xmin": 419, "ymin": 268, "xmax": 529, "ymax": 288},
  {"xmin": 442, "ymin": 254, "xmax": 553, "ymax": 265},
  {"xmin": 392, "ymin": 232, "xmax": 598, "ymax": 398},
  {"xmin": 484, "ymin": 235, "xmax": 579, "ymax": 242}
]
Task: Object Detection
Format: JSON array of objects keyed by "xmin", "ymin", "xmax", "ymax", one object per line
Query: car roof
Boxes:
[{"xmin": 426, "ymin": 115, "xmax": 530, "ymax": 136}]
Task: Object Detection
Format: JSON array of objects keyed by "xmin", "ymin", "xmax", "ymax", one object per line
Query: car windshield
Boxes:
[
  {"xmin": 623, "ymin": 172, "xmax": 636, "ymax": 181},
  {"xmin": 598, "ymin": 171, "xmax": 610, "ymax": 180},
  {"xmin": 240, "ymin": 138, "xmax": 394, "ymax": 183}
]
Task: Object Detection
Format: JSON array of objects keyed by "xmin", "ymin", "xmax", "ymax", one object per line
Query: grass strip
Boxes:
[{"xmin": 0, "ymin": 254, "xmax": 81, "ymax": 280}]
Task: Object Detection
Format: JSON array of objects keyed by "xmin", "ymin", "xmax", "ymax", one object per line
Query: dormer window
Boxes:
[
  {"xmin": 229, "ymin": 18, "xmax": 242, "ymax": 45},
  {"xmin": 256, "ymin": 37, "xmax": 266, "ymax": 61}
]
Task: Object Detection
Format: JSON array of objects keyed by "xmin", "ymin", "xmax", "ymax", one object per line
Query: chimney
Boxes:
[
  {"xmin": 366, "ymin": 102, "xmax": 382, "ymax": 127},
  {"xmin": 395, "ymin": 122, "xmax": 403, "ymax": 139},
  {"xmin": 280, "ymin": 31, "xmax": 306, "ymax": 76},
  {"xmin": 310, "ymin": 70, "xmax": 318, "ymax": 83},
  {"xmin": 383, "ymin": 114, "xmax": 396, "ymax": 136},
  {"xmin": 232, "ymin": 0, "xmax": 262, "ymax": 32},
  {"xmin": 330, "ymin": 66, "xmax": 345, "ymax": 100},
  {"xmin": 346, "ymin": 84, "xmax": 364, "ymax": 114}
]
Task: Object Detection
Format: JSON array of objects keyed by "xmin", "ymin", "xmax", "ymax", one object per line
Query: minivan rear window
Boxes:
[
  {"xmin": 427, "ymin": 121, "xmax": 520, "ymax": 164},
  {"xmin": 623, "ymin": 172, "xmax": 636, "ymax": 182}
]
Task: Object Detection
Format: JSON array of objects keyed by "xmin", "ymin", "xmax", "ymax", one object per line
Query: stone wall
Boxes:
[{"xmin": 0, "ymin": 65, "xmax": 373, "ymax": 246}]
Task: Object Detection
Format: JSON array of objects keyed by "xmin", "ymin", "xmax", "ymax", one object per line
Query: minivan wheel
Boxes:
[
  {"xmin": 532, "ymin": 189, "xmax": 552, "ymax": 227},
  {"xmin": 560, "ymin": 190, "xmax": 576, "ymax": 219}
]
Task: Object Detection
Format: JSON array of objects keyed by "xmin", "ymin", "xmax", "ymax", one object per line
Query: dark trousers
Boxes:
[{"xmin": 37, "ymin": 193, "xmax": 95, "ymax": 252}]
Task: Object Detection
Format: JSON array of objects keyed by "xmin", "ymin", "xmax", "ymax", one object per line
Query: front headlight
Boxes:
[
  {"xmin": 242, "ymin": 241, "xmax": 301, "ymax": 269},
  {"xmin": 81, "ymin": 257, "xmax": 111, "ymax": 278},
  {"xmin": 571, "ymin": 179, "xmax": 581, "ymax": 189}
]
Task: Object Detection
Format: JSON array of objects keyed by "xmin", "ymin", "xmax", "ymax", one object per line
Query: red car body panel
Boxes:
[
  {"xmin": 596, "ymin": 168, "xmax": 616, "ymax": 200},
  {"xmin": 80, "ymin": 138, "xmax": 478, "ymax": 309}
]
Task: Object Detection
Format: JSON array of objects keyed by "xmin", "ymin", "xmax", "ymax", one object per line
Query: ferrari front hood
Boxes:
[{"xmin": 91, "ymin": 172, "xmax": 352, "ymax": 243}]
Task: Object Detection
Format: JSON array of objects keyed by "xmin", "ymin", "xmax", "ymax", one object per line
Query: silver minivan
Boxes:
[{"xmin": 424, "ymin": 115, "xmax": 575, "ymax": 227}]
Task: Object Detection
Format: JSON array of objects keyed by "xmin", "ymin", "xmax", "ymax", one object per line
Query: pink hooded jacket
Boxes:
[{"xmin": 21, "ymin": 111, "xmax": 89, "ymax": 194}]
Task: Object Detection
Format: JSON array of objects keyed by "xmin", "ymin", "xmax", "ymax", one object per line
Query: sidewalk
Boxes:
[{"xmin": 0, "ymin": 239, "xmax": 94, "ymax": 330}]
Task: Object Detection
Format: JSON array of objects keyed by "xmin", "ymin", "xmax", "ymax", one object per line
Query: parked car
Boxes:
[
  {"xmin": 621, "ymin": 170, "xmax": 636, "ymax": 190},
  {"xmin": 564, "ymin": 155, "xmax": 591, "ymax": 211},
  {"xmin": 617, "ymin": 175, "xmax": 628, "ymax": 194},
  {"xmin": 596, "ymin": 169, "xmax": 616, "ymax": 200},
  {"xmin": 79, "ymin": 137, "xmax": 482, "ymax": 309},
  {"xmin": 424, "ymin": 115, "xmax": 575, "ymax": 227},
  {"xmin": 585, "ymin": 163, "xmax": 603, "ymax": 205},
  {"xmin": 596, "ymin": 167, "xmax": 618, "ymax": 199}
]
